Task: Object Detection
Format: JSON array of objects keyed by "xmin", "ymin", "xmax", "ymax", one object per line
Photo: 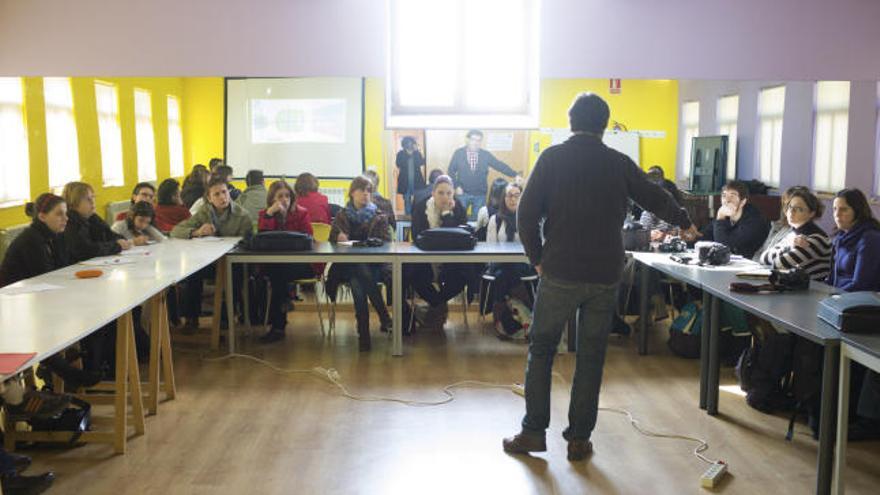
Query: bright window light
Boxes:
[
  {"xmin": 167, "ymin": 95, "xmax": 185, "ymax": 177},
  {"xmin": 812, "ymin": 81, "xmax": 850, "ymax": 193},
  {"xmin": 44, "ymin": 77, "xmax": 81, "ymax": 189},
  {"xmin": 134, "ymin": 88, "xmax": 157, "ymax": 182},
  {"xmin": 387, "ymin": 0, "xmax": 540, "ymax": 128},
  {"xmin": 716, "ymin": 95, "xmax": 739, "ymax": 180},
  {"xmin": 0, "ymin": 77, "xmax": 30, "ymax": 205},
  {"xmin": 757, "ymin": 86, "xmax": 785, "ymax": 187},
  {"xmin": 95, "ymin": 81, "xmax": 124, "ymax": 187},
  {"xmin": 679, "ymin": 101, "xmax": 700, "ymax": 182}
]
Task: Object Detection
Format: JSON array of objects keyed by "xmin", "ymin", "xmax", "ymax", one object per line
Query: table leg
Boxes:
[
  {"xmin": 242, "ymin": 263, "xmax": 251, "ymax": 332},
  {"xmin": 147, "ymin": 293, "xmax": 163, "ymax": 415},
  {"xmin": 817, "ymin": 344, "xmax": 840, "ymax": 495},
  {"xmin": 225, "ymin": 258, "xmax": 235, "ymax": 354},
  {"xmin": 211, "ymin": 260, "xmax": 227, "ymax": 351},
  {"xmin": 833, "ymin": 349, "xmax": 850, "ymax": 495},
  {"xmin": 699, "ymin": 290, "xmax": 711, "ymax": 410},
  {"xmin": 707, "ymin": 295, "xmax": 720, "ymax": 416},
  {"xmin": 638, "ymin": 263, "xmax": 649, "ymax": 355},
  {"xmin": 392, "ymin": 259, "xmax": 403, "ymax": 356},
  {"xmin": 127, "ymin": 318, "xmax": 146, "ymax": 437}
]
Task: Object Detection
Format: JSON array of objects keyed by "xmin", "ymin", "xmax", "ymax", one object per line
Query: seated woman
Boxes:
[
  {"xmin": 257, "ymin": 180, "xmax": 317, "ymax": 343},
  {"xmin": 154, "ymin": 178, "xmax": 191, "ymax": 234},
  {"xmin": 295, "ymin": 172, "xmax": 332, "ymax": 224},
  {"xmin": 406, "ymin": 175, "xmax": 473, "ymax": 327},
  {"xmin": 329, "ymin": 176, "xmax": 392, "ymax": 351},
  {"xmin": 0, "ymin": 194, "xmax": 102, "ymax": 389},
  {"xmin": 475, "ymin": 178, "xmax": 509, "ymax": 241},
  {"xmin": 111, "ymin": 201, "xmax": 166, "ymax": 244},
  {"xmin": 482, "ymin": 183, "xmax": 535, "ymax": 313},
  {"xmin": 62, "ymin": 182, "xmax": 132, "ymax": 262},
  {"xmin": 829, "ymin": 188, "xmax": 880, "ymax": 440},
  {"xmin": 171, "ymin": 176, "xmax": 253, "ymax": 332},
  {"xmin": 757, "ymin": 186, "xmax": 830, "ymax": 280},
  {"xmin": 181, "ymin": 165, "xmax": 209, "ymax": 209},
  {"xmin": 62, "ymin": 181, "xmax": 136, "ymax": 372}
]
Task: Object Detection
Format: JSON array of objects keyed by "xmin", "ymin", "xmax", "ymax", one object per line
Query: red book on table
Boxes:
[{"xmin": 0, "ymin": 353, "xmax": 37, "ymax": 375}]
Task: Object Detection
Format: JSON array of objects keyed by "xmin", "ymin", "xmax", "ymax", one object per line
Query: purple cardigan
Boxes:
[{"xmin": 829, "ymin": 220, "xmax": 880, "ymax": 292}]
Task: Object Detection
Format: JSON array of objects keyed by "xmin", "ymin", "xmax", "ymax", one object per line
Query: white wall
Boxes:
[{"xmin": 2, "ymin": 0, "xmax": 880, "ymax": 79}]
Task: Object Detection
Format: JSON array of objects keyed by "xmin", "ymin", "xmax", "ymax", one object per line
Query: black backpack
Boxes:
[
  {"xmin": 787, "ymin": 337, "xmax": 824, "ymax": 440},
  {"xmin": 735, "ymin": 320, "xmax": 794, "ymax": 413},
  {"xmin": 415, "ymin": 227, "xmax": 477, "ymax": 251},
  {"xmin": 241, "ymin": 231, "xmax": 313, "ymax": 251}
]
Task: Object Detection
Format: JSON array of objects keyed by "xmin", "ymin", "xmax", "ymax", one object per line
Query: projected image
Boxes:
[{"xmin": 250, "ymin": 99, "xmax": 347, "ymax": 144}]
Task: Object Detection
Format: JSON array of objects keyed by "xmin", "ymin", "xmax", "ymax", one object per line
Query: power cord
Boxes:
[{"xmin": 196, "ymin": 352, "xmax": 726, "ymax": 475}]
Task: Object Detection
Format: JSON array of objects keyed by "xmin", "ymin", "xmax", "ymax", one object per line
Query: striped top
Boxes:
[{"xmin": 758, "ymin": 221, "xmax": 831, "ymax": 280}]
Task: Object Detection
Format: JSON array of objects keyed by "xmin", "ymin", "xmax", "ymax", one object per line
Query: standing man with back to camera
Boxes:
[
  {"xmin": 447, "ymin": 129, "xmax": 521, "ymax": 221},
  {"xmin": 504, "ymin": 93, "xmax": 699, "ymax": 461}
]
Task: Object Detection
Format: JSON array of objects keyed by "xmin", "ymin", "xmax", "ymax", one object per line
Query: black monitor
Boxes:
[{"xmin": 688, "ymin": 135, "xmax": 728, "ymax": 194}]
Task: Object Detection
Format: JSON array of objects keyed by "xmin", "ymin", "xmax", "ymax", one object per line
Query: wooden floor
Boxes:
[{"xmin": 18, "ymin": 307, "xmax": 880, "ymax": 495}]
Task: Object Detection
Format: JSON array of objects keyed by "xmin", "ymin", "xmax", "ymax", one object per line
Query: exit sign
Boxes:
[{"xmin": 609, "ymin": 79, "xmax": 621, "ymax": 94}]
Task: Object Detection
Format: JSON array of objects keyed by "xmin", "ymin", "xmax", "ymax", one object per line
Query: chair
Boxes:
[
  {"xmin": 479, "ymin": 271, "xmax": 538, "ymax": 322},
  {"xmin": 262, "ymin": 222, "xmax": 331, "ymax": 335}
]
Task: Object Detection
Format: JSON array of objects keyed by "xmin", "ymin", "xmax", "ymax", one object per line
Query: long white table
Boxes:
[
  {"xmin": 0, "ymin": 237, "xmax": 239, "ymax": 452},
  {"xmin": 224, "ymin": 241, "xmax": 530, "ymax": 356}
]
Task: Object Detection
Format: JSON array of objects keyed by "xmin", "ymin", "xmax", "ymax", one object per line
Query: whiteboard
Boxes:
[{"xmin": 545, "ymin": 129, "xmax": 640, "ymax": 165}]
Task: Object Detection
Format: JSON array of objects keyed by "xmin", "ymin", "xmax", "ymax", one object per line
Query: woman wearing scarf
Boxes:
[
  {"xmin": 482, "ymin": 183, "xmax": 535, "ymax": 312},
  {"xmin": 329, "ymin": 176, "xmax": 392, "ymax": 351}
]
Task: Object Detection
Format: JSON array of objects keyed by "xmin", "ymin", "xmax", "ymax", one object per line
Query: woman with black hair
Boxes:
[
  {"xmin": 475, "ymin": 177, "xmax": 509, "ymax": 241},
  {"xmin": 154, "ymin": 178, "xmax": 192, "ymax": 233},
  {"xmin": 111, "ymin": 201, "xmax": 165, "ymax": 244},
  {"xmin": 0, "ymin": 194, "xmax": 102, "ymax": 390},
  {"xmin": 482, "ymin": 183, "xmax": 536, "ymax": 318}
]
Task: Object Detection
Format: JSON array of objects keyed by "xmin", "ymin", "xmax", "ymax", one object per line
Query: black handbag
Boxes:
[
  {"xmin": 28, "ymin": 396, "xmax": 91, "ymax": 445},
  {"xmin": 242, "ymin": 231, "xmax": 313, "ymax": 251},
  {"xmin": 415, "ymin": 227, "xmax": 477, "ymax": 251},
  {"xmin": 622, "ymin": 221, "xmax": 650, "ymax": 252}
]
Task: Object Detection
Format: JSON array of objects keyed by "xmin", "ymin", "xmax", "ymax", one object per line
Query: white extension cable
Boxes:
[{"xmin": 199, "ymin": 352, "xmax": 721, "ymax": 466}]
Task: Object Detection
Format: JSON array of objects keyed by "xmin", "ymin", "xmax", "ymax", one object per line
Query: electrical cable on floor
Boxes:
[{"xmin": 194, "ymin": 352, "xmax": 723, "ymax": 465}]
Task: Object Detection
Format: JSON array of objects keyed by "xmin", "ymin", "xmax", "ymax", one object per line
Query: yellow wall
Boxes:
[
  {"xmin": 0, "ymin": 77, "xmax": 186, "ymax": 229},
  {"xmin": 529, "ymin": 79, "xmax": 680, "ymax": 177},
  {"xmin": 1, "ymin": 77, "xmax": 679, "ymax": 229}
]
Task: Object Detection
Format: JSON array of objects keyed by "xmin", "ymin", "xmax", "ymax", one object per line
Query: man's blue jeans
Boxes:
[
  {"xmin": 457, "ymin": 193, "xmax": 486, "ymax": 221},
  {"xmin": 521, "ymin": 274, "xmax": 618, "ymax": 441}
]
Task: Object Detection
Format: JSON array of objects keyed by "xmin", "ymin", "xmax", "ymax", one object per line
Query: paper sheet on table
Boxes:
[
  {"xmin": 80, "ymin": 257, "xmax": 136, "ymax": 266},
  {"xmin": 736, "ymin": 268, "xmax": 772, "ymax": 279},
  {"xmin": 0, "ymin": 283, "xmax": 63, "ymax": 296},
  {"xmin": 193, "ymin": 236, "xmax": 223, "ymax": 242},
  {"xmin": 336, "ymin": 241, "xmax": 355, "ymax": 246},
  {"xmin": 120, "ymin": 246, "xmax": 153, "ymax": 256}
]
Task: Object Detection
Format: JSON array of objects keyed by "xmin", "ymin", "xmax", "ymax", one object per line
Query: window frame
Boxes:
[
  {"xmin": 43, "ymin": 77, "xmax": 81, "ymax": 189},
  {"xmin": 95, "ymin": 81, "xmax": 125, "ymax": 188},
  {"xmin": 133, "ymin": 88, "xmax": 157, "ymax": 183},
  {"xmin": 756, "ymin": 85, "xmax": 786, "ymax": 187},
  {"xmin": 0, "ymin": 77, "xmax": 30, "ymax": 207}
]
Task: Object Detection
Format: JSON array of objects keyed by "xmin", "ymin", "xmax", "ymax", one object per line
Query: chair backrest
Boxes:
[
  {"xmin": 311, "ymin": 222, "xmax": 331, "ymax": 242},
  {"xmin": 0, "ymin": 223, "xmax": 29, "ymax": 262},
  {"xmin": 105, "ymin": 200, "xmax": 130, "ymax": 225}
]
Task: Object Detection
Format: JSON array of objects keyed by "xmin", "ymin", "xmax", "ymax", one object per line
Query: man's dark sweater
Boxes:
[
  {"xmin": 518, "ymin": 133, "xmax": 692, "ymax": 284},
  {"xmin": 447, "ymin": 147, "xmax": 517, "ymax": 195},
  {"xmin": 704, "ymin": 202, "xmax": 770, "ymax": 259}
]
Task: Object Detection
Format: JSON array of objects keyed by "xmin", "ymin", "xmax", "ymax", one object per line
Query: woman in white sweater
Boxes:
[
  {"xmin": 757, "ymin": 186, "xmax": 831, "ymax": 281},
  {"xmin": 483, "ymin": 183, "xmax": 535, "ymax": 311},
  {"xmin": 111, "ymin": 201, "xmax": 165, "ymax": 245}
]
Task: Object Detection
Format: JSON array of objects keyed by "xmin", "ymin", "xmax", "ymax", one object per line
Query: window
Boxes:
[
  {"xmin": 43, "ymin": 77, "xmax": 80, "ymax": 188},
  {"xmin": 386, "ymin": 0, "xmax": 540, "ymax": 128},
  {"xmin": 679, "ymin": 101, "xmax": 700, "ymax": 182},
  {"xmin": 757, "ymin": 86, "xmax": 785, "ymax": 187},
  {"xmin": 812, "ymin": 81, "xmax": 850, "ymax": 193},
  {"xmin": 0, "ymin": 78, "xmax": 30, "ymax": 205},
  {"xmin": 134, "ymin": 89, "xmax": 157, "ymax": 182},
  {"xmin": 716, "ymin": 95, "xmax": 739, "ymax": 181},
  {"xmin": 95, "ymin": 82, "xmax": 124, "ymax": 187},
  {"xmin": 166, "ymin": 95, "xmax": 185, "ymax": 178}
]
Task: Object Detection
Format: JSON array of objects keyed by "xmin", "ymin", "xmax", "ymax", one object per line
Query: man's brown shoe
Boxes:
[
  {"xmin": 567, "ymin": 439, "xmax": 593, "ymax": 461},
  {"xmin": 502, "ymin": 433, "xmax": 547, "ymax": 454}
]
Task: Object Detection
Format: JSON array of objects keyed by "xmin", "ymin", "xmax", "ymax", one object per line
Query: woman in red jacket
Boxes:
[
  {"xmin": 258, "ymin": 180, "xmax": 317, "ymax": 343},
  {"xmin": 294, "ymin": 172, "xmax": 332, "ymax": 224}
]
